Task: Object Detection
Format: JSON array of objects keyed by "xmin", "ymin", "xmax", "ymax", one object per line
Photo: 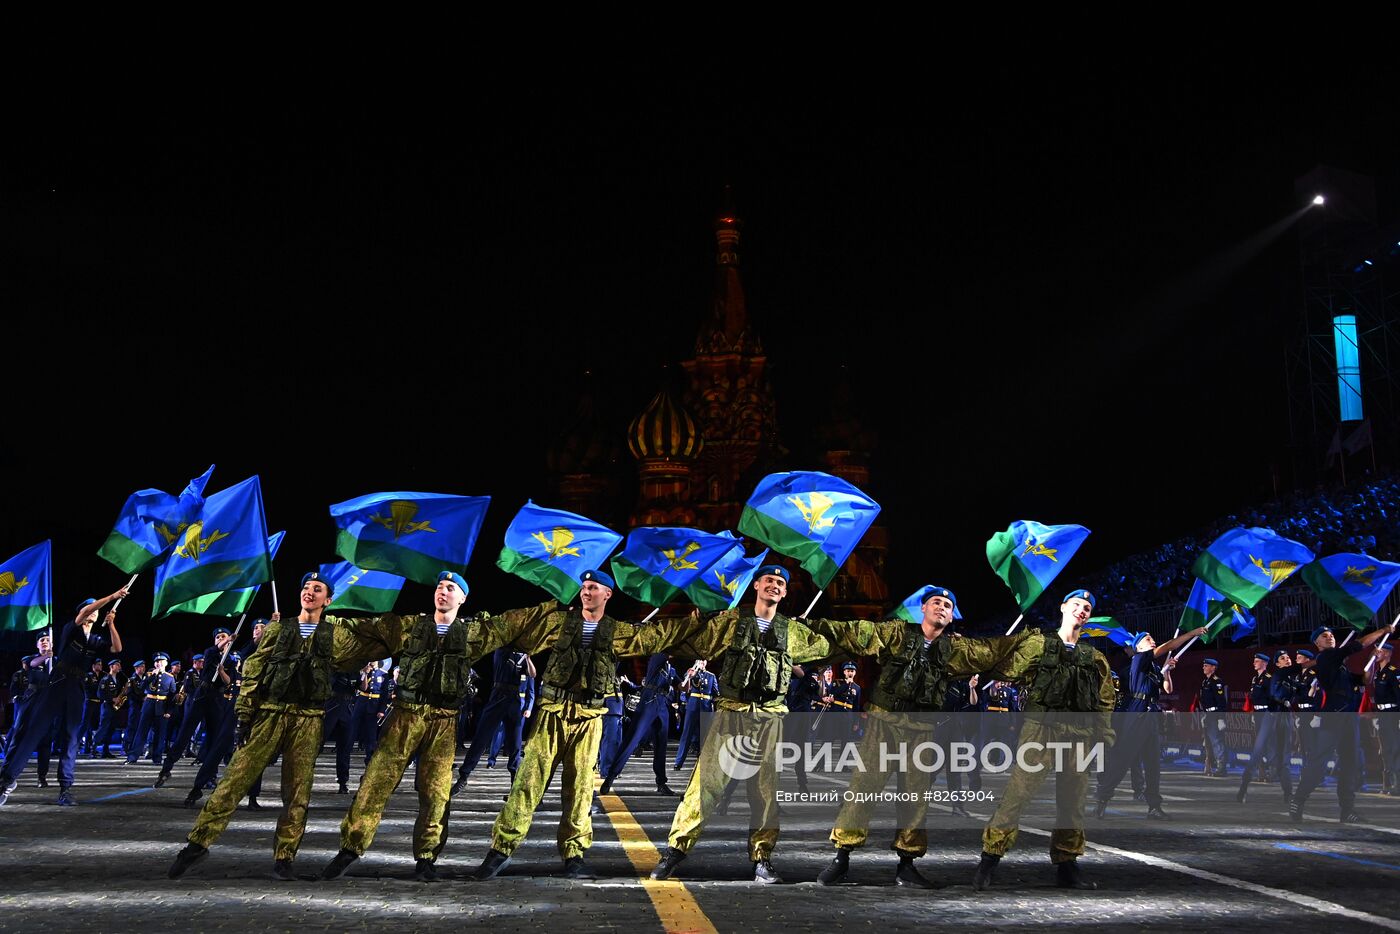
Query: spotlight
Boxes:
[{"xmin": 1312, "ymin": 194, "xmax": 1326, "ymax": 205}]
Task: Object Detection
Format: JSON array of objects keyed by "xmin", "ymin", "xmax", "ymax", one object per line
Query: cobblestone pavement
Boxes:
[{"xmin": 0, "ymin": 748, "xmax": 1397, "ymax": 933}]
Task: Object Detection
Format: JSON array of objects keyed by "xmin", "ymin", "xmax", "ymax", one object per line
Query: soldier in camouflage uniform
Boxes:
[
  {"xmin": 649, "ymin": 565, "xmax": 859, "ymax": 885},
  {"xmin": 805, "ymin": 585, "xmax": 1002, "ymax": 889},
  {"xmin": 970, "ymin": 589, "xmax": 1117, "ymax": 892},
  {"xmin": 469, "ymin": 568, "xmax": 708, "ymax": 882},
  {"xmin": 167, "ymin": 571, "xmax": 401, "ymax": 881},
  {"xmin": 320, "ymin": 571, "xmax": 484, "ymax": 882}
]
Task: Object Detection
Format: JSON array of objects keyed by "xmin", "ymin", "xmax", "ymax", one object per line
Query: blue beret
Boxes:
[
  {"xmin": 229, "ymin": 653, "xmax": 242, "ymax": 664},
  {"xmin": 153, "ymin": 652, "xmax": 170, "ymax": 662},
  {"xmin": 1296, "ymin": 648, "xmax": 1316, "ymax": 659},
  {"xmin": 1310, "ymin": 626, "xmax": 1333, "ymax": 643},
  {"xmin": 301, "ymin": 570, "xmax": 334, "ymax": 595},
  {"xmin": 920, "ymin": 585, "xmax": 963, "ymax": 620},
  {"xmin": 579, "ymin": 569, "xmax": 614, "ymax": 589},
  {"xmin": 75, "ymin": 598, "xmax": 97, "ymax": 613},
  {"xmin": 213, "ymin": 627, "xmax": 232, "ymax": 639},
  {"xmin": 107, "ymin": 658, "xmax": 121, "ymax": 667},
  {"xmin": 437, "ymin": 571, "xmax": 469, "ymax": 595},
  {"xmin": 1063, "ymin": 589, "xmax": 1097, "ymax": 610},
  {"xmin": 133, "ymin": 659, "xmax": 147, "ymax": 668},
  {"xmin": 843, "ymin": 662, "xmax": 858, "ymax": 671},
  {"xmin": 1132, "ymin": 631, "xmax": 1152, "ymax": 650},
  {"xmin": 1203, "ymin": 658, "xmax": 1219, "ymax": 666},
  {"xmin": 755, "ymin": 564, "xmax": 790, "ymax": 582},
  {"xmin": 1254, "ymin": 653, "xmax": 1272, "ymax": 662},
  {"xmin": 21, "ymin": 655, "xmax": 33, "ymax": 665}
]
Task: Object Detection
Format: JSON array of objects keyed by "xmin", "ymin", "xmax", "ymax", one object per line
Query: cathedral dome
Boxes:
[{"xmin": 628, "ymin": 388, "xmax": 703, "ymax": 461}]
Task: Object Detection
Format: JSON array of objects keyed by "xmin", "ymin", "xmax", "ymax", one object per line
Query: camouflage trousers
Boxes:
[
  {"xmin": 490, "ymin": 700, "xmax": 603, "ymax": 859},
  {"xmin": 981, "ymin": 721, "xmax": 1090, "ymax": 863},
  {"xmin": 187, "ymin": 704, "xmax": 324, "ymax": 861},
  {"xmin": 667, "ymin": 704, "xmax": 783, "ymax": 861},
  {"xmin": 340, "ymin": 702, "xmax": 457, "ymax": 861},
  {"xmin": 830, "ymin": 706, "xmax": 934, "ymax": 856}
]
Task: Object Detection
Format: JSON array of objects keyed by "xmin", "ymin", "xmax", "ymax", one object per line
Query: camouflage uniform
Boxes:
[
  {"xmin": 484, "ymin": 601, "xmax": 701, "ymax": 859},
  {"xmin": 969, "ymin": 630, "xmax": 1115, "ymax": 863},
  {"xmin": 663, "ymin": 610, "xmax": 845, "ymax": 861},
  {"xmin": 337, "ymin": 613, "xmax": 480, "ymax": 861},
  {"xmin": 185, "ymin": 617, "xmax": 394, "ymax": 860},
  {"xmin": 804, "ymin": 619, "xmax": 1005, "ymax": 856}
]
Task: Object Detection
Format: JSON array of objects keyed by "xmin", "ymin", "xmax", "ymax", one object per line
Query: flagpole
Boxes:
[
  {"xmin": 1363, "ymin": 612, "xmax": 1399, "ymax": 673},
  {"xmin": 1005, "ymin": 613, "xmax": 1025, "ymax": 636},
  {"xmin": 270, "ymin": 577, "xmax": 279, "ymax": 617},
  {"xmin": 641, "ymin": 607, "xmax": 661, "ymax": 623},
  {"xmin": 111, "ymin": 573, "xmax": 140, "ymax": 615},
  {"xmin": 1170, "ymin": 635, "xmax": 1201, "ymax": 662},
  {"xmin": 800, "ymin": 590, "xmax": 824, "ymax": 620},
  {"xmin": 1339, "ymin": 629, "xmax": 1356, "ymax": 648},
  {"xmin": 218, "ymin": 612, "xmax": 249, "ymax": 668}
]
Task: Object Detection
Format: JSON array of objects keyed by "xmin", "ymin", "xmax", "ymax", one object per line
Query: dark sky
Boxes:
[{"xmin": 4, "ymin": 67, "xmax": 1399, "ymax": 654}]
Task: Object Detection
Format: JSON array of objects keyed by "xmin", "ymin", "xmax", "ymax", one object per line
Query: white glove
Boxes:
[
  {"xmin": 1309, "ymin": 715, "xmax": 1322, "ymax": 729},
  {"xmin": 1217, "ymin": 718, "xmax": 1226, "ymax": 731}
]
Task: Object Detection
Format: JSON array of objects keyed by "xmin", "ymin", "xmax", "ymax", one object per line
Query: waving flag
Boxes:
[
  {"xmin": 1300, "ymin": 553, "xmax": 1400, "ymax": 629},
  {"xmin": 331, "ymin": 491, "xmax": 490, "ymax": 587},
  {"xmin": 1081, "ymin": 616, "xmax": 1138, "ymax": 648},
  {"xmin": 97, "ymin": 465, "xmax": 215, "ymax": 574},
  {"xmin": 320, "ymin": 560, "xmax": 406, "ymax": 614},
  {"xmin": 683, "ymin": 545, "xmax": 769, "ymax": 612},
  {"xmin": 1178, "ymin": 578, "xmax": 1257, "ymax": 642},
  {"xmin": 737, "ymin": 471, "xmax": 881, "ymax": 588},
  {"xmin": 892, "ymin": 585, "xmax": 964, "ymax": 623},
  {"xmin": 611, "ymin": 528, "xmax": 741, "ymax": 607},
  {"xmin": 985, "ymin": 520, "xmax": 1091, "ymax": 611},
  {"xmin": 159, "ymin": 531, "xmax": 286, "ymax": 618},
  {"xmin": 1191, "ymin": 528, "xmax": 1314, "ymax": 610},
  {"xmin": 0, "ymin": 540, "xmax": 52, "ymax": 633},
  {"xmin": 152, "ymin": 476, "xmax": 273, "ymax": 617},
  {"xmin": 497, "ymin": 501, "xmax": 623, "ymax": 603}
]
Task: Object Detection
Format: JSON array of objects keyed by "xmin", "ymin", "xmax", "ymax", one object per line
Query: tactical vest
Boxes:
[
  {"xmin": 717, "ymin": 613, "xmax": 792, "ymax": 704},
  {"xmin": 260, "ymin": 618, "xmax": 335, "ymax": 706},
  {"xmin": 870, "ymin": 629, "xmax": 953, "ymax": 712},
  {"xmin": 397, "ymin": 615, "xmax": 475, "ymax": 708},
  {"xmin": 1024, "ymin": 633, "xmax": 1103, "ymax": 712},
  {"xmin": 540, "ymin": 610, "xmax": 619, "ymax": 708}
]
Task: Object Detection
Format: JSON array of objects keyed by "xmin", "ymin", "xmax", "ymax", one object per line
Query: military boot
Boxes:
[
  {"xmin": 470, "ymin": 849, "xmax": 512, "ymax": 881},
  {"xmin": 320, "ymin": 849, "xmax": 359, "ymax": 880},
  {"xmin": 650, "ymin": 847, "xmax": 686, "ymax": 881},
  {"xmin": 972, "ymin": 851, "xmax": 1000, "ymax": 891},
  {"xmin": 168, "ymin": 843, "xmax": 208, "ymax": 879},
  {"xmin": 1056, "ymin": 859, "xmax": 1097, "ymax": 889},
  {"xmin": 816, "ymin": 847, "xmax": 850, "ymax": 885},
  {"xmin": 894, "ymin": 854, "xmax": 940, "ymax": 889}
]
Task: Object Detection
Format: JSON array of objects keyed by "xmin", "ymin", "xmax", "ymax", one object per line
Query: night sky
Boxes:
[{"xmin": 5, "ymin": 68, "xmax": 1399, "ymax": 656}]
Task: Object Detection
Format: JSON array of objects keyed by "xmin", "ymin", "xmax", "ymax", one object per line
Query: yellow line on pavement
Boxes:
[{"xmin": 600, "ymin": 792, "xmax": 718, "ymax": 934}]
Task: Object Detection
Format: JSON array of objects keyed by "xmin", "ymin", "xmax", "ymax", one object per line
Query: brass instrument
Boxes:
[{"xmin": 112, "ymin": 676, "xmax": 133, "ymax": 711}]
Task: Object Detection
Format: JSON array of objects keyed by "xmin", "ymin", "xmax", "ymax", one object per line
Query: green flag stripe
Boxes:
[
  {"xmin": 497, "ymin": 547, "xmax": 582, "ymax": 604},
  {"xmin": 0, "ymin": 604, "xmax": 50, "ymax": 633},
  {"xmin": 682, "ymin": 581, "xmax": 733, "ymax": 612},
  {"xmin": 97, "ymin": 530, "xmax": 164, "ymax": 575},
  {"xmin": 1006, "ymin": 556, "xmax": 1047, "ymax": 612},
  {"xmin": 611, "ymin": 555, "xmax": 682, "ymax": 608},
  {"xmin": 162, "ymin": 586, "xmax": 259, "ymax": 619},
  {"xmin": 738, "ymin": 507, "xmax": 840, "ymax": 588},
  {"xmin": 153, "ymin": 557, "xmax": 272, "ymax": 617},
  {"xmin": 1193, "ymin": 552, "xmax": 1270, "ymax": 608},
  {"xmin": 336, "ymin": 530, "xmax": 467, "ymax": 588},
  {"xmin": 1300, "ymin": 566, "xmax": 1374, "ymax": 628}
]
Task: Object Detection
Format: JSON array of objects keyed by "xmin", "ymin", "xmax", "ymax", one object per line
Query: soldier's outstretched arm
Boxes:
[
  {"xmin": 653, "ymin": 610, "xmax": 739, "ymax": 660},
  {"xmin": 468, "ymin": 600, "xmax": 565, "ymax": 660},
  {"xmin": 802, "ymin": 617, "xmax": 905, "ymax": 659},
  {"xmin": 328, "ymin": 613, "xmax": 413, "ymax": 669},
  {"xmin": 613, "ymin": 610, "xmax": 733, "ymax": 658},
  {"xmin": 790, "ymin": 620, "xmax": 839, "ymax": 665},
  {"xmin": 947, "ymin": 631, "xmax": 1041, "ymax": 679}
]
